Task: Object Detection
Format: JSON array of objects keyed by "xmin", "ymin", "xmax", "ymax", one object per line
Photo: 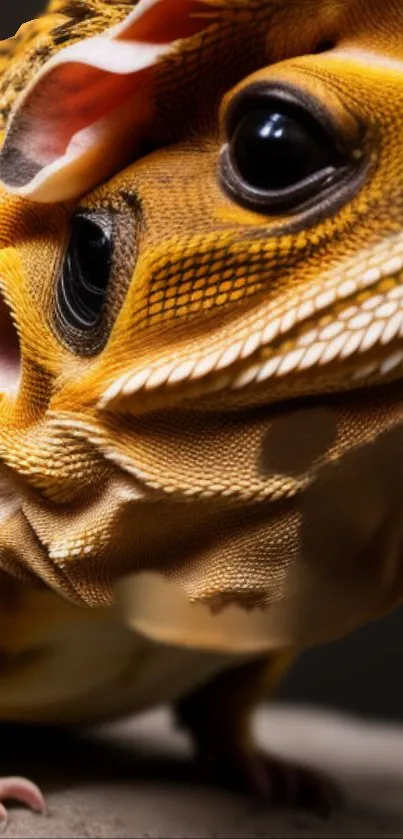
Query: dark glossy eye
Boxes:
[
  {"xmin": 57, "ymin": 212, "xmax": 113, "ymax": 332},
  {"xmin": 219, "ymin": 85, "xmax": 361, "ymax": 216},
  {"xmin": 232, "ymin": 110, "xmax": 334, "ymax": 192}
]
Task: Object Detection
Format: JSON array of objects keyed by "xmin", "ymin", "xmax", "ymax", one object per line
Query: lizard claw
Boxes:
[
  {"xmin": 198, "ymin": 748, "xmax": 341, "ymax": 816},
  {"xmin": 0, "ymin": 777, "xmax": 45, "ymax": 833},
  {"xmin": 247, "ymin": 755, "xmax": 342, "ymax": 817}
]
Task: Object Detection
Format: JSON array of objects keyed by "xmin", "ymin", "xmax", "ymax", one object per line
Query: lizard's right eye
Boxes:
[
  {"xmin": 219, "ymin": 83, "xmax": 363, "ymax": 217},
  {"xmin": 231, "ymin": 110, "xmax": 334, "ymax": 194}
]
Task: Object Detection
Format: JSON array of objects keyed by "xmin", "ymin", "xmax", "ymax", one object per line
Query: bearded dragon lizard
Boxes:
[{"xmin": 0, "ymin": 0, "xmax": 401, "ymax": 827}]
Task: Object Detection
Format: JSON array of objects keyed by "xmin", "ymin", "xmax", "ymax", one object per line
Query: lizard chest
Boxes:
[{"xmin": 0, "ymin": 586, "xmax": 241, "ymax": 726}]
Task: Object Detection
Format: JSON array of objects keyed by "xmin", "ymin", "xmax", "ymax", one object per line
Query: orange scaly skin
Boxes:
[{"xmin": 0, "ymin": 0, "xmax": 401, "ymax": 825}]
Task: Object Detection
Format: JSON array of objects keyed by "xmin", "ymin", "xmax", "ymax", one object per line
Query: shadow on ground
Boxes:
[{"xmin": 1, "ymin": 705, "xmax": 403, "ymax": 837}]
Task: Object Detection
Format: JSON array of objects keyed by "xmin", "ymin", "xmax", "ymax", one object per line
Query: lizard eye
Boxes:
[
  {"xmin": 219, "ymin": 85, "xmax": 358, "ymax": 215},
  {"xmin": 57, "ymin": 212, "xmax": 113, "ymax": 333},
  {"xmin": 54, "ymin": 210, "xmax": 118, "ymax": 355},
  {"xmin": 54, "ymin": 200, "xmax": 138, "ymax": 356}
]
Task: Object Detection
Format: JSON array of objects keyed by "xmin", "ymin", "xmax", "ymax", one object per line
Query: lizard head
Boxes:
[{"xmin": 0, "ymin": 0, "xmax": 403, "ymax": 652}]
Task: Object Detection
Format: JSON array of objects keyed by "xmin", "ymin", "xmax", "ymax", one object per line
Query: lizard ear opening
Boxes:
[
  {"xmin": 0, "ymin": 0, "xmax": 213, "ymax": 204},
  {"xmin": 0, "ymin": 288, "xmax": 21, "ymax": 398}
]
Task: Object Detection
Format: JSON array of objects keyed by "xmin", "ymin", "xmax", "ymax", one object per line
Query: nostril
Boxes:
[
  {"xmin": 0, "ymin": 289, "xmax": 21, "ymax": 396},
  {"xmin": 313, "ymin": 40, "xmax": 337, "ymax": 54}
]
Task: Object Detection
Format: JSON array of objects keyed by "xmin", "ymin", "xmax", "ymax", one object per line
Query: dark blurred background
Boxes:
[
  {"xmin": 1, "ymin": 1, "xmax": 46, "ymax": 33},
  {"xmin": 2, "ymin": 1, "xmax": 403, "ymax": 723}
]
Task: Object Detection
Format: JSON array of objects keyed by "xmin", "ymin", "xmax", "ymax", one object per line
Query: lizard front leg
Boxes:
[{"xmin": 176, "ymin": 653, "xmax": 339, "ymax": 815}]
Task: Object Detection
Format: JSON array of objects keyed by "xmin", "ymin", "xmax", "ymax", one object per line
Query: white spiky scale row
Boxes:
[
  {"xmin": 215, "ymin": 341, "xmax": 244, "ymax": 371},
  {"xmin": 315, "ymin": 289, "xmax": 336, "ymax": 309},
  {"xmin": 235, "ymin": 247, "xmax": 403, "ymax": 377},
  {"xmin": 339, "ymin": 305, "xmax": 359, "ymax": 321},
  {"xmin": 298, "ymin": 327, "xmax": 320, "ymax": 347},
  {"xmin": 377, "ymin": 301, "xmax": 398, "ymax": 319},
  {"xmin": 381, "ymin": 312, "xmax": 403, "ymax": 344},
  {"xmin": 144, "ymin": 363, "xmax": 174, "ymax": 389},
  {"xmin": 228, "ymin": 285, "xmax": 403, "ymax": 391},
  {"xmin": 388, "ymin": 285, "xmax": 403, "ymax": 300},
  {"xmin": 231, "ymin": 363, "xmax": 261, "ymax": 390},
  {"xmin": 232, "ymin": 338, "xmax": 403, "ymax": 392},
  {"xmin": 349, "ymin": 311, "xmax": 373, "ymax": 330},
  {"xmin": 319, "ymin": 321, "xmax": 344, "ymax": 341},
  {"xmin": 256, "ymin": 356, "xmax": 281, "ymax": 383},
  {"xmin": 235, "ymin": 279, "xmax": 403, "ymax": 386},
  {"xmin": 299, "ymin": 341, "xmax": 327, "ymax": 370},
  {"xmin": 320, "ymin": 333, "xmax": 347, "ymax": 365},
  {"xmin": 280, "ymin": 309, "xmax": 298, "ymax": 332},
  {"xmin": 240, "ymin": 332, "xmax": 261, "ymax": 359},
  {"xmin": 124, "ymin": 367, "xmax": 151, "ymax": 393},
  {"xmin": 99, "ymin": 235, "xmax": 403, "ymax": 407},
  {"xmin": 191, "ymin": 350, "xmax": 222, "ymax": 379},
  {"xmin": 362, "ymin": 267, "xmax": 381, "ymax": 285},
  {"xmin": 262, "ymin": 318, "xmax": 281, "ymax": 345},
  {"xmin": 340, "ymin": 330, "xmax": 365, "ymax": 359},
  {"xmin": 362, "ymin": 293, "xmax": 384, "ymax": 311},
  {"xmin": 359, "ymin": 320, "xmax": 385, "ymax": 352}
]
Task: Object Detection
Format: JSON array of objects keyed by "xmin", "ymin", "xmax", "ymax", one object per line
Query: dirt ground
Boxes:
[{"xmin": 1, "ymin": 703, "xmax": 403, "ymax": 838}]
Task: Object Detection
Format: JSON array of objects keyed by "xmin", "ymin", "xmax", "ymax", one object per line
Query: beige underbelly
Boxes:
[{"xmin": 0, "ymin": 587, "xmax": 245, "ymax": 725}]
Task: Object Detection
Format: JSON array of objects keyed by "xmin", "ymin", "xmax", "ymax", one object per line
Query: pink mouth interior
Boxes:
[{"xmin": 0, "ymin": 291, "xmax": 21, "ymax": 395}]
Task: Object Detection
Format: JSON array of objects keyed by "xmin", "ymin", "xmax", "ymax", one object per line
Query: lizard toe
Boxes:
[
  {"xmin": 198, "ymin": 747, "xmax": 342, "ymax": 817},
  {"xmin": 0, "ymin": 777, "xmax": 45, "ymax": 833}
]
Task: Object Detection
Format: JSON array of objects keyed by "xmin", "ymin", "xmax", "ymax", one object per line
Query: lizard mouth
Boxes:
[
  {"xmin": 100, "ymin": 231, "xmax": 403, "ymax": 414},
  {"xmin": 0, "ymin": 286, "xmax": 21, "ymax": 398}
]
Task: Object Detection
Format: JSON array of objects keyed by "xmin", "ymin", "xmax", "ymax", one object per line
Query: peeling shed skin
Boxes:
[{"xmin": 0, "ymin": 0, "xmax": 402, "ymax": 824}]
